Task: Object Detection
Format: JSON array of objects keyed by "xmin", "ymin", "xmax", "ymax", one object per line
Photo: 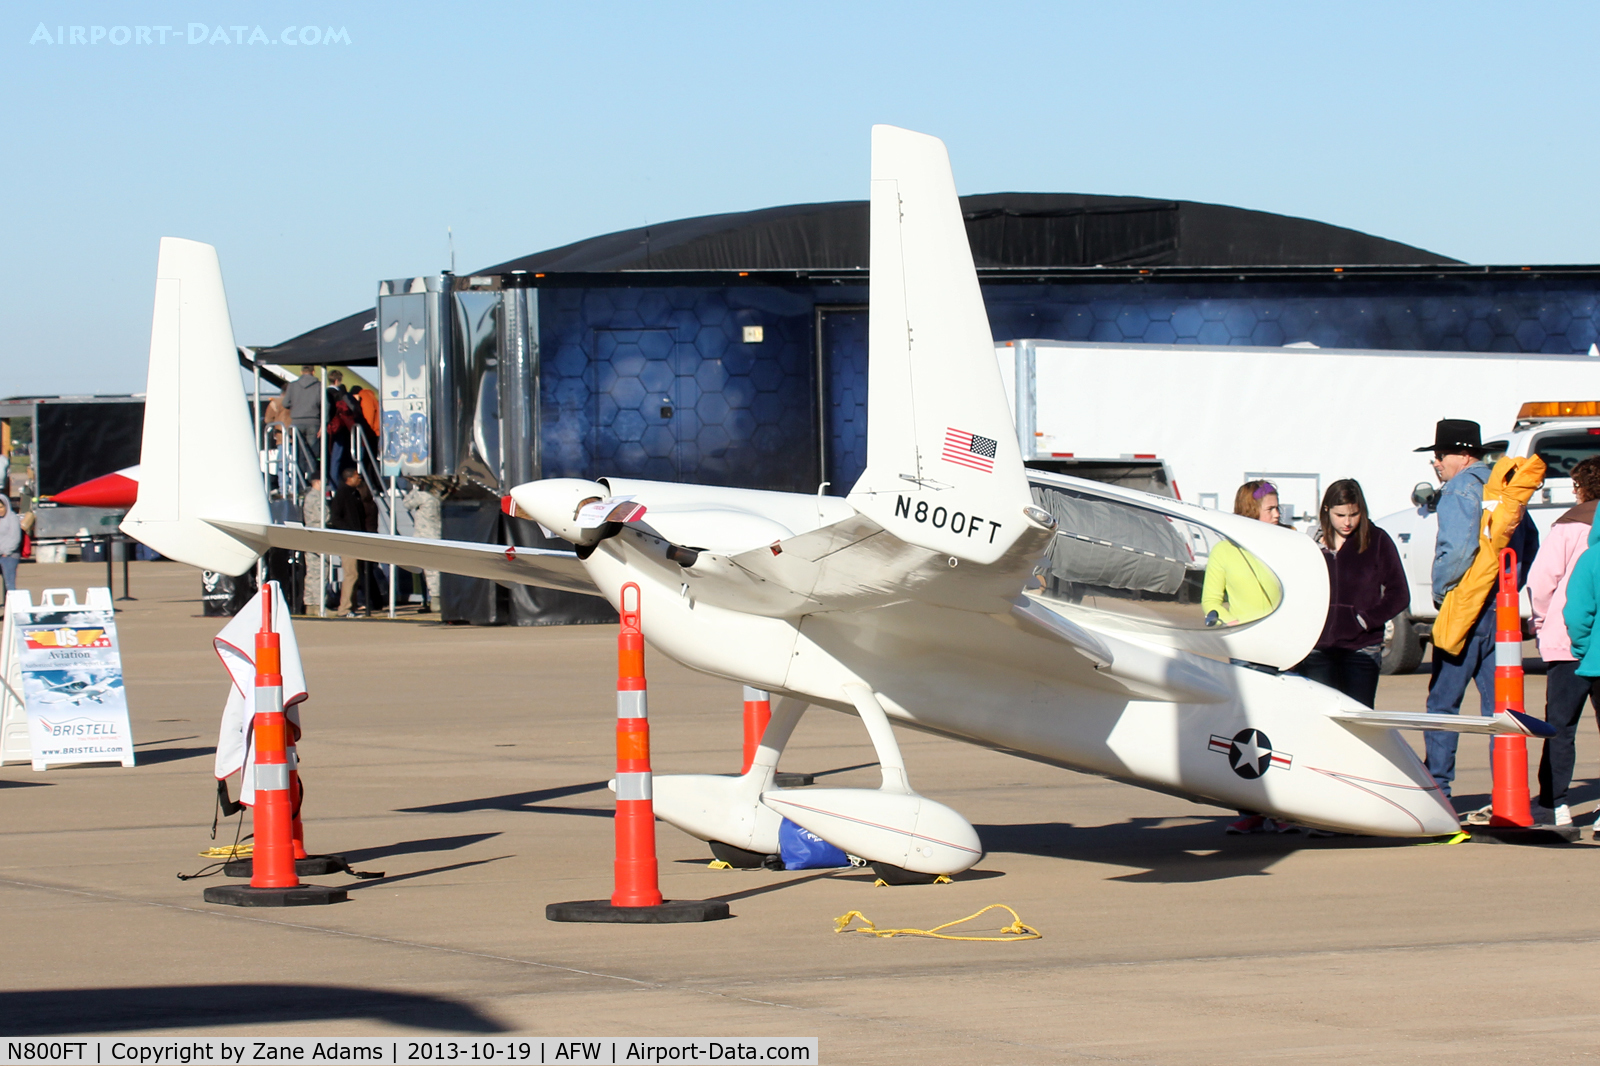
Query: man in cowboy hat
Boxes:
[{"xmin": 1416, "ymin": 418, "xmax": 1538, "ymax": 801}]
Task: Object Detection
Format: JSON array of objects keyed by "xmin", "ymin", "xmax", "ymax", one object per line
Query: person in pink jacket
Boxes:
[{"xmin": 1526, "ymin": 455, "xmax": 1600, "ymax": 827}]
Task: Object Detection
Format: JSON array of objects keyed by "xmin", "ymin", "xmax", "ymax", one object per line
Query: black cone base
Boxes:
[
  {"xmin": 546, "ymin": 899, "xmax": 730, "ymax": 923},
  {"xmin": 1467, "ymin": 824, "xmax": 1583, "ymax": 845},
  {"xmin": 224, "ymin": 855, "xmax": 348, "ymax": 878},
  {"xmin": 203, "ymin": 883, "xmax": 347, "ymax": 907}
]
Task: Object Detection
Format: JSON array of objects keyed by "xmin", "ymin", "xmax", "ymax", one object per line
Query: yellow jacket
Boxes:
[
  {"xmin": 1432, "ymin": 454, "xmax": 1546, "ymax": 655},
  {"xmin": 1202, "ymin": 540, "xmax": 1282, "ymax": 624}
]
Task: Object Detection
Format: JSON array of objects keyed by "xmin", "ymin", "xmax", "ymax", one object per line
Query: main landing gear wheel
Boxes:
[
  {"xmin": 868, "ymin": 861, "xmax": 942, "ymax": 886},
  {"xmin": 709, "ymin": 840, "xmax": 773, "ymax": 869}
]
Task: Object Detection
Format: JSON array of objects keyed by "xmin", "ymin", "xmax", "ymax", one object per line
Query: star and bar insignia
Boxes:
[{"xmin": 1209, "ymin": 728, "xmax": 1292, "ymax": 779}]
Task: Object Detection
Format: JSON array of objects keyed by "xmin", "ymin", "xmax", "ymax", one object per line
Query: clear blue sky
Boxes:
[{"xmin": 6, "ymin": 1, "xmax": 1599, "ymax": 396}]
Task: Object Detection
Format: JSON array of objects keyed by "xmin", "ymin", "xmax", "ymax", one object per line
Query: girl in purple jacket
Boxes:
[{"xmin": 1292, "ymin": 479, "xmax": 1409, "ymax": 707}]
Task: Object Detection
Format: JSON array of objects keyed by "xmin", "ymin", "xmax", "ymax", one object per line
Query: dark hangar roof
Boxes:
[
  {"xmin": 485, "ymin": 193, "xmax": 1458, "ymax": 273},
  {"xmin": 257, "ymin": 193, "xmax": 1459, "ymax": 366}
]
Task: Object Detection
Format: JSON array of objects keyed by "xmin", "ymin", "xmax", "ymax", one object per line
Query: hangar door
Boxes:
[{"xmin": 817, "ymin": 306, "xmax": 868, "ymax": 496}]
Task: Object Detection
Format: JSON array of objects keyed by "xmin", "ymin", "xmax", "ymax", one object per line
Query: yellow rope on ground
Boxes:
[
  {"xmin": 199, "ymin": 844, "xmax": 252, "ymax": 859},
  {"xmin": 1416, "ymin": 830, "xmax": 1472, "ymax": 846},
  {"xmin": 834, "ymin": 903, "xmax": 1041, "ymax": 941}
]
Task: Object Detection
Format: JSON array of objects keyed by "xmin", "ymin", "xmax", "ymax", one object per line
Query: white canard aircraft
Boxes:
[{"xmin": 124, "ymin": 126, "xmax": 1546, "ymax": 876}]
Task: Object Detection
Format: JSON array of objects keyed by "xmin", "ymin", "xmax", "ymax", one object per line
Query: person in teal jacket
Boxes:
[{"xmin": 1562, "ymin": 517, "xmax": 1600, "ymax": 679}]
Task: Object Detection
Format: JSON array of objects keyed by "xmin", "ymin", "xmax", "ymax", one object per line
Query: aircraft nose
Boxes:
[{"xmin": 505, "ymin": 478, "xmax": 609, "ymax": 546}]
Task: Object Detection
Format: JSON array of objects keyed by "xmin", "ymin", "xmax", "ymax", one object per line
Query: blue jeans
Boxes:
[
  {"xmin": 1293, "ymin": 645, "xmax": 1383, "ymax": 708},
  {"xmin": 1424, "ymin": 602, "xmax": 1497, "ymax": 796},
  {"xmin": 0, "ymin": 553, "xmax": 17, "ymax": 592}
]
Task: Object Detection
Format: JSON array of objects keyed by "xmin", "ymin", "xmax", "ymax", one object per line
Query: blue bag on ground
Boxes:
[{"xmin": 777, "ymin": 818, "xmax": 850, "ymax": 869}]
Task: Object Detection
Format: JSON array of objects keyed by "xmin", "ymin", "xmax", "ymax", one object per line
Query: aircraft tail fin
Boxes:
[
  {"xmin": 848, "ymin": 126, "xmax": 1038, "ymax": 565},
  {"xmin": 121, "ymin": 238, "xmax": 270, "ymax": 576}
]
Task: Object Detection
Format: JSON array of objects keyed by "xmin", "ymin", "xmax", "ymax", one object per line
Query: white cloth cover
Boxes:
[{"xmin": 212, "ymin": 581, "xmax": 307, "ymax": 805}]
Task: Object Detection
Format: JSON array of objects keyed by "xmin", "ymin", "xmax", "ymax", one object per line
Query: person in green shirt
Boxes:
[
  {"xmin": 1205, "ymin": 480, "xmax": 1289, "ymax": 836},
  {"xmin": 1203, "ymin": 480, "xmax": 1284, "ymax": 626}
]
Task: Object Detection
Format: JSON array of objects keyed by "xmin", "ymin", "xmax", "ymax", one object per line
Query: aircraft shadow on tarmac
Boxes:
[
  {"xmin": 134, "ymin": 747, "xmax": 216, "ymax": 766},
  {"xmin": 0, "ymin": 779, "xmax": 52, "ymax": 789},
  {"xmin": 346, "ymin": 856, "xmax": 513, "ymax": 891},
  {"xmin": 339, "ymin": 832, "xmax": 502, "ymax": 864},
  {"xmin": 395, "ymin": 781, "xmax": 610, "ymax": 817},
  {"xmin": 0, "ymin": 984, "xmax": 506, "ymax": 1035},
  {"xmin": 974, "ymin": 818, "xmax": 1415, "ymax": 884},
  {"xmin": 393, "ymin": 767, "xmax": 881, "ymax": 820}
]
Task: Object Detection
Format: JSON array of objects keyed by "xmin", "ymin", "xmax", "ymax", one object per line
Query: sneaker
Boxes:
[
  {"xmin": 1463, "ymin": 804, "xmax": 1494, "ymax": 826},
  {"xmin": 1530, "ymin": 803, "xmax": 1573, "ymax": 826},
  {"xmin": 1266, "ymin": 818, "xmax": 1301, "ymax": 834},
  {"xmin": 1225, "ymin": 815, "xmax": 1265, "ymax": 835}
]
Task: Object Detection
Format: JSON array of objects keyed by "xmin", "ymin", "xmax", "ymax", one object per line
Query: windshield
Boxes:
[
  {"xmin": 1533, "ymin": 431, "xmax": 1600, "ymax": 480},
  {"xmin": 1028, "ymin": 481, "xmax": 1282, "ymax": 630}
]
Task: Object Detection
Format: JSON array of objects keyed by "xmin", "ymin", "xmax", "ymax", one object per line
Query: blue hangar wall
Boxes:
[{"xmin": 533, "ymin": 267, "xmax": 1600, "ymax": 496}]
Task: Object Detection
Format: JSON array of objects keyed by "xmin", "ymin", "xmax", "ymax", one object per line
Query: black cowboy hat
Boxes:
[{"xmin": 1415, "ymin": 418, "xmax": 1486, "ymax": 454}]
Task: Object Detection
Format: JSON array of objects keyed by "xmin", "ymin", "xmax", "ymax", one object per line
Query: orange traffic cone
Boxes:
[
  {"xmin": 1489, "ymin": 548, "xmax": 1533, "ymax": 828},
  {"xmin": 205, "ymin": 586, "xmax": 346, "ymax": 907},
  {"xmin": 547, "ymin": 583, "xmax": 728, "ymax": 924},
  {"xmin": 741, "ymin": 687, "xmax": 771, "ymax": 775}
]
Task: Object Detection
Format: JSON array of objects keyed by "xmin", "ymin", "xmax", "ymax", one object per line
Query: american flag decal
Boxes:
[{"xmin": 942, "ymin": 427, "xmax": 998, "ymax": 473}]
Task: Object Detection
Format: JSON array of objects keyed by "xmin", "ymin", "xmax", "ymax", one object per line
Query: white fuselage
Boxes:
[{"xmin": 564, "ymin": 481, "xmax": 1459, "ymax": 839}]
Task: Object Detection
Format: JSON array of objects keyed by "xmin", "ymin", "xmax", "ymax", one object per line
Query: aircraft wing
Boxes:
[
  {"xmin": 1327, "ymin": 706, "xmax": 1555, "ymax": 738},
  {"xmin": 206, "ymin": 520, "xmax": 597, "ymax": 595}
]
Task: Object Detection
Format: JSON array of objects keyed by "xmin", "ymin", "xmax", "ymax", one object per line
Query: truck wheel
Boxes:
[{"xmin": 1381, "ymin": 613, "xmax": 1424, "ymax": 675}]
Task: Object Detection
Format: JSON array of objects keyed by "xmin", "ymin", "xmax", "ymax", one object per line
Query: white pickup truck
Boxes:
[{"xmin": 1374, "ymin": 401, "xmax": 1600, "ymax": 673}]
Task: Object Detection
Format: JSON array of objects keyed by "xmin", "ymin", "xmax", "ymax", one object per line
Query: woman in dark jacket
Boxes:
[{"xmin": 1293, "ymin": 479, "xmax": 1409, "ymax": 707}]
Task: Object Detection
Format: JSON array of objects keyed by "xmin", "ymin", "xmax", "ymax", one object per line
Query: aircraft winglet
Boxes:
[{"xmin": 1327, "ymin": 707, "xmax": 1556, "ymax": 738}]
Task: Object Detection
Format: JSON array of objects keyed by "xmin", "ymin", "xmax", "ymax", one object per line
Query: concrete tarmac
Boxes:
[{"xmin": 2, "ymin": 562, "xmax": 1598, "ymax": 1063}]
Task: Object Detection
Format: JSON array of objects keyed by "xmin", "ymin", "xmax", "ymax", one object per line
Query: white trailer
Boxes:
[{"xmin": 997, "ymin": 338, "xmax": 1600, "ymax": 528}]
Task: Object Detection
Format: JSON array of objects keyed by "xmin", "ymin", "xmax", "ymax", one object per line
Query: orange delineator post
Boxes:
[
  {"xmin": 251, "ymin": 585, "xmax": 301, "ymax": 888},
  {"xmin": 1489, "ymin": 547, "xmax": 1533, "ymax": 828},
  {"xmin": 741, "ymin": 686, "xmax": 771, "ymax": 774},
  {"xmin": 612, "ymin": 583, "xmax": 663, "ymax": 907}
]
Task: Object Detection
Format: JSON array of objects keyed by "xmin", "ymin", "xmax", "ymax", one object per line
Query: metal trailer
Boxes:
[{"xmin": 0, "ymin": 395, "xmax": 145, "ymax": 501}]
